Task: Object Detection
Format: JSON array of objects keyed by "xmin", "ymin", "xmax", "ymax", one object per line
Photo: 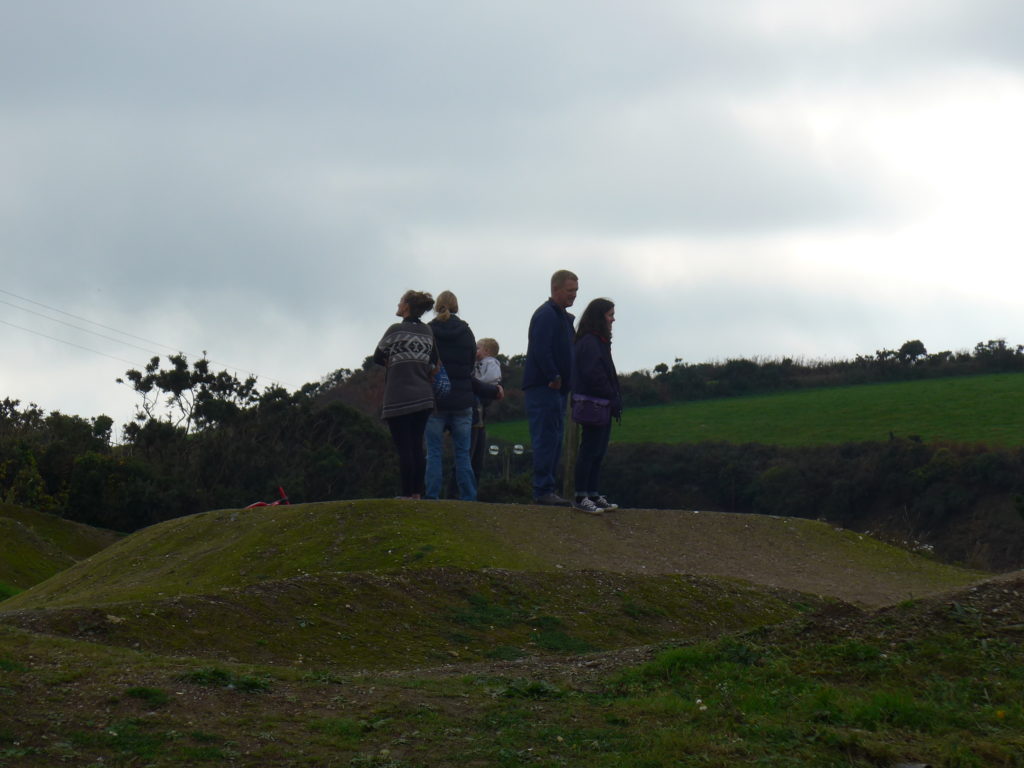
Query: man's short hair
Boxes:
[{"xmin": 550, "ymin": 269, "xmax": 578, "ymax": 291}]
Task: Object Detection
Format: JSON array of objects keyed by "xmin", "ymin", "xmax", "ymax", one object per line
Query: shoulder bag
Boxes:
[{"xmin": 572, "ymin": 393, "xmax": 611, "ymax": 427}]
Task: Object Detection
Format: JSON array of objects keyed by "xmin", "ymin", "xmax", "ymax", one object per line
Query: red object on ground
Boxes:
[{"xmin": 244, "ymin": 486, "xmax": 290, "ymax": 509}]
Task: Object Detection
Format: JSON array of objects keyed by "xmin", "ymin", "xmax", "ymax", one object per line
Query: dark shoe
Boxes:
[
  {"xmin": 573, "ymin": 497, "xmax": 602, "ymax": 514},
  {"xmin": 534, "ymin": 492, "xmax": 570, "ymax": 506},
  {"xmin": 590, "ymin": 495, "xmax": 618, "ymax": 511}
]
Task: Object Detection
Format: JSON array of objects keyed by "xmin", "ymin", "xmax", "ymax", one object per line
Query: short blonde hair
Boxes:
[
  {"xmin": 477, "ymin": 337, "xmax": 499, "ymax": 356},
  {"xmin": 551, "ymin": 269, "xmax": 578, "ymax": 291},
  {"xmin": 433, "ymin": 290, "xmax": 459, "ymax": 322}
]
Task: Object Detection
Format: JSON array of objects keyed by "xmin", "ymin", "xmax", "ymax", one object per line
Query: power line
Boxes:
[
  {"xmin": 0, "ymin": 287, "xmax": 300, "ymax": 387},
  {"xmin": 0, "ymin": 286, "xmax": 179, "ymax": 353},
  {"xmin": 0, "ymin": 318, "xmax": 144, "ymax": 368},
  {"xmin": 0, "ymin": 297, "xmax": 165, "ymax": 357}
]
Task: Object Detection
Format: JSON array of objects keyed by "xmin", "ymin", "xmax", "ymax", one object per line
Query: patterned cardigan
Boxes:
[{"xmin": 373, "ymin": 318, "xmax": 437, "ymax": 419}]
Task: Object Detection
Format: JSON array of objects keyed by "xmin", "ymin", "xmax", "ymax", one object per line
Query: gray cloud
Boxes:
[{"xmin": 2, "ymin": 1, "xmax": 1023, "ymax": 424}]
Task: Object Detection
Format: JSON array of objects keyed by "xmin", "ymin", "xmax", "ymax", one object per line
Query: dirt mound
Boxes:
[
  {"xmin": 7, "ymin": 500, "xmax": 984, "ymax": 613},
  {"xmin": 791, "ymin": 572, "xmax": 1024, "ymax": 646},
  {"xmin": 0, "ymin": 566, "xmax": 825, "ymax": 669}
]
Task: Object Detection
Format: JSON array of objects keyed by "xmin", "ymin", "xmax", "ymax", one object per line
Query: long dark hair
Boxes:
[{"xmin": 575, "ymin": 298, "xmax": 614, "ymax": 341}]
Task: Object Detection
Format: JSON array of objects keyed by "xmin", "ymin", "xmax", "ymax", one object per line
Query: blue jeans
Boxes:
[
  {"xmin": 425, "ymin": 407, "xmax": 477, "ymax": 501},
  {"xmin": 525, "ymin": 386, "xmax": 567, "ymax": 499}
]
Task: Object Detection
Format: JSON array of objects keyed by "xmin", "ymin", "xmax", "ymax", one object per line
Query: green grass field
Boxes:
[
  {"xmin": 488, "ymin": 373, "xmax": 1024, "ymax": 447},
  {"xmin": 0, "ymin": 499, "xmax": 1017, "ymax": 767}
]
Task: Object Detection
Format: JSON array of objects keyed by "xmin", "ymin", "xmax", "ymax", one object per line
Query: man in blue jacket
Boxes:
[{"xmin": 523, "ymin": 269, "xmax": 578, "ymax": 505}]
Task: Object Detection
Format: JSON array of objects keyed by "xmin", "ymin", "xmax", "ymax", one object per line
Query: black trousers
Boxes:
[
  {"xmin": 387, "ymin": 409, "xmax": 431, "ymax": 497},
  {"xmin": 574, "ymin": 422, "xmax": 612, "ymax": 496}
]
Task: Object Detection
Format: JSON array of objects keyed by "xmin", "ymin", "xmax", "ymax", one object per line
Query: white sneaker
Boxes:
[
  {"xmin": 591, "ymin": 496, "xmax": 618, "ymax": 510},
  {"xmin": 573, "ymin": 497, "xmax": 602, "ymax": 514}
]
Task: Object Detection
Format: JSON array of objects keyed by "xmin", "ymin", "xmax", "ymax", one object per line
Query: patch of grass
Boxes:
[
  {"xmin": 620, "ymin": 599, "xmax": 667, "ymax": 619},
  {"xmin": 0, "ymin": 583, "xmax": 19, "ymax": 602},
  {"xmin": 69, "ymin": 718, "xmax": 168, "ymax": 760},
  {"xmin": 489, "ymin": 372, "xmax": 1024, "ymax": 447},
  {"xmin": 0, "ymin": 657, "xmax": 27, "ymax": 673},
  {"xmin": 176, "ymin": 744, "xmax": 231, "ymax": 761},
  {"xmin": 349, "ymin": 753, "xmax": 408, "ymax": 767},
  {"xmin": 125, "ymin": 686, "xmax": 170, "ymax": 707},
  {"xmin": 0, "ymin": 746, "xmax": 34, "ymax": 762},
  {"xmin": 599, "ymin": 612, "xmax": 1024, "ymax": 765},
  {"xmin": 484, "ymin": 645, "xmax": 527, "ymax": 660},
  {"xmin": 499, "ymin": 679, "xmax": 565, "ymax": 700},
  {"xmin": 452, "ymin": 593, "xmax": 526, "ymax": 628},
  {"xmin": 532, "ymin": 615, "xmax": 593, "ymax": 653},
  {"xmin": 177, "ymin": 666, "xmax": 270, "ymax": 693},
  {"xmin": 849, "ymin": 690, "xmax": 946, "ymax": 731},
  {"xmin": 309, "ymin": 716, "xmax": 366, "ymax": 748}
]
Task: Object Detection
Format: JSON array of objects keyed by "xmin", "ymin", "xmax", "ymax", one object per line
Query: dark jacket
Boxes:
[
  {"xmin": 572, "ymin": 332, "xmax": 621, "ymax": 414},
  {"xmin": 523, "ymin": 299, "xmax": 575, "ymax": 392},
  {"xmin": 428, "ymin": 314, "xmax": 478, "ymax": 411}
]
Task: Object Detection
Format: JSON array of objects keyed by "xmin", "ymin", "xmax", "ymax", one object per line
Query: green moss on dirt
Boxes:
[
  {"xmin": 756, "ymin": 516, "xmax": 983, "ymax": 598},
  {"xmin": 0, "ymin": 499, "xmax": 988, "ymax": 685},
  {"xmin": 0, "ymin": 567, "xmax": 819, "ymax": 670},
  {"xmin": 1, "ymin": 500, "xmax": 552, "ymax": 610},
  {"xmin": 0, "ymin": 487, "xmax": 1015, "ymax": 768},
  {"xmin": 0, "ymin": 504, "xmax": 119, "ymax": 593},
  {"xmin": 2, "ymin": 500, "xmax": 983, "ymax": 613},
  {"xmin": 2, "ymin": 576, "xmax": 1023, "ymax": 768},
  {"xmin": 798, "ymin": 520, "xmax": 977, "ymax": 590}
]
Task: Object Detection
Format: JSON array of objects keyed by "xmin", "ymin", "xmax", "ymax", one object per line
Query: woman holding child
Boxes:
[
  {"xmin": 571, "ymin": 298, "xmax": 621, "ymax": 514},
  {"xmin": 425, "ymin": 291, "xmax": 491, "ymax": 501}
]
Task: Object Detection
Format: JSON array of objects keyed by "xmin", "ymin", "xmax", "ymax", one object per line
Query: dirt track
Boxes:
[{"xmin": 452, "ymin": 503, "xmax": 987, "ymax": 607}]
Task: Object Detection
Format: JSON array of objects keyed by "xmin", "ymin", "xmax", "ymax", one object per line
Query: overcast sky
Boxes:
[{"xmin": 3, "ymin": 1, "xmax": 1023, "ymax": 432}]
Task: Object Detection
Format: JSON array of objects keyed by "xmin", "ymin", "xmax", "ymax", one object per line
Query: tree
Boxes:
[
  {"xmin": 898, "ymin": 340, "xmax": 927, "ymax": 364},
  {"xmin": 0, "ymin": 399, "xmax": 111, "ymax": 513},
  {"xmin": 118, "ymin": 353, "xmax": 259, "ymax": 434}
]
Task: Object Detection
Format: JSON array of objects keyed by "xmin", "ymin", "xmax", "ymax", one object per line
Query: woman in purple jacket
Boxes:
[{"xmin": 571, "ymin": 298, "xmax": 622, "ymax": 514}]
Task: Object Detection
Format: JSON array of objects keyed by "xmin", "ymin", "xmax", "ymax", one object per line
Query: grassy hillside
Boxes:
[
  {"xmin": 0, "ymin": 503, "xmax": 119, "ymax": 599},
  {"xmin": 0, "ymin": 578, "xmax": 1021, "ymax": 767},
  {"xmin": 0, "ymin": 500, "xmax": 983, "ymax": 672},
  {"xmin": 488, "ymin": 372, "xmax": 1024, "ymax": 446},
  {"xmin": 1, "ymin": 500, "xmax": 977, "ymax": 613},
  {"xmin": 0, "ymin": 499, "xmax": 1019, "ymax": 767}
]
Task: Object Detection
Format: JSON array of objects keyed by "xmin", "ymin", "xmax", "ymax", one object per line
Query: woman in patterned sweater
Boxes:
[{"xmin": 374, "ymin": 290, "xmax": 438, "ymax": 498}]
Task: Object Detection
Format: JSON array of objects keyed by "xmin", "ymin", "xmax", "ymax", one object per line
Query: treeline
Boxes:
[
  {"xmin": 5, "ymin": 339, "xmax": 1024, "ymax": 561},
  {"xmin": 600, "ymin": 439, "xmax": 1024, "ymax": 572},
  {"xmin": 317, "ymin": 338, "xmax": 1024, "ymax": 424},
  {"xmin": 615, "ymin": 338, "xmax": 1024, "ymax": 408},
  {"xmin": 1, "ymin": 356, "xmax": 396, "ymax": 532},
  {"xmin": 490, "ymin": 338, "xmax": 1023, "ymax": 421}
]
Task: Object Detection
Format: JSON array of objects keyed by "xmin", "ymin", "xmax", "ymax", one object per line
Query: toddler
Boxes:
[{"xmin": 474, "ymin": 338, "xmax": 502, "ymax": 386}]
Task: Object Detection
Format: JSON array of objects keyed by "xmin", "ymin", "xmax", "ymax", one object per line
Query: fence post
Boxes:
[{"xmin": 561, "ymin": 397, "xmax": 578, "ymax": 501}]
